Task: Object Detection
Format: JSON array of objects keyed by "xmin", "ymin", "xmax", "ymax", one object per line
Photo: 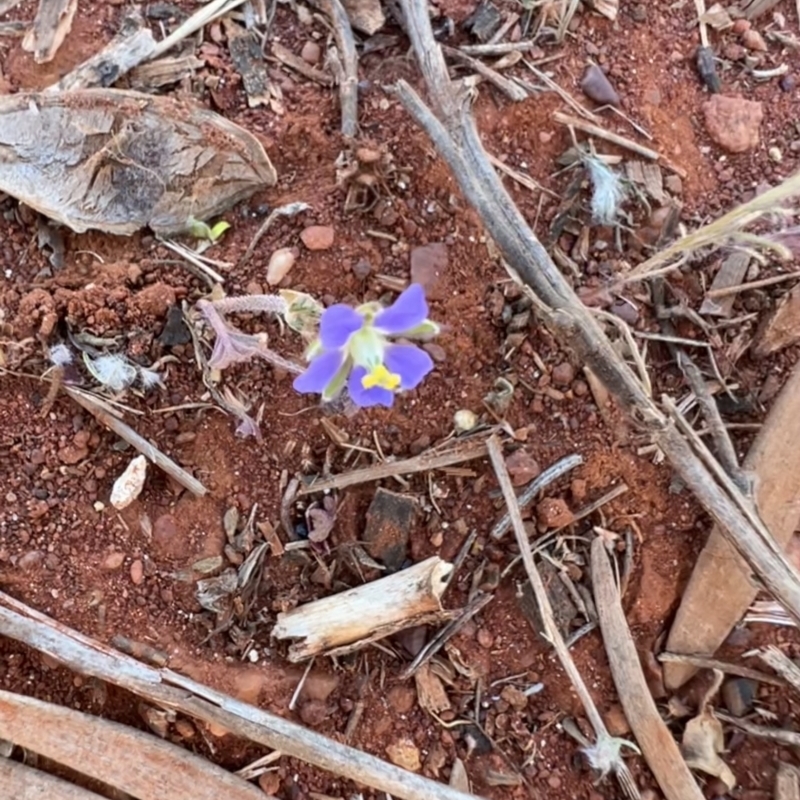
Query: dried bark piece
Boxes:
[
  {"xmin": 664, "ymin": 360, "xmax": 800, "ymax": 688},
  {"xmin": 700, "ymin": 253, "xmax": 751, "ymax": 317},
  {"xmin": 22, "ymin": 0, "xmax": 77, "ymax": 63},
  {"xmin": 0, "ymin": 758, "xmax": 106, "ymax": 800},
  {"xmin": 46, "ymin": 9, "xmax": 156, "ymax": 91},
  {"xmin": 129, "ymin": 55, "xmax": 205, "ymax": 91},
  {"xmin": 752, "ymin": 284, "xmax": 800, "ymax": 357},
  {"xmin": 272, "ymin": 556, "xmax": 453, "ymax": 661},
  {"xmin": 0, "ymin": 690, "xmax": 271, "ymax": 800},
  {"xmin": 224, "ymin": 19, "xmax": 274, "ymax": 108},
  {"xmin": 0, "ymin": 89, "xmax": 276, "ymax": 235}
]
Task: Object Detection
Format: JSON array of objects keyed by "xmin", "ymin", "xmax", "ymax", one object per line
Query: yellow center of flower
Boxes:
[{"xmin": 362, "ymin": 363, "xmax": 401, "ymax": 391}]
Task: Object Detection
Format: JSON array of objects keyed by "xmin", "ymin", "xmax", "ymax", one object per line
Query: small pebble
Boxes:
[
  {"xmin": 266, "ymin": 247, "xmax": 296, "ymax": 285},
  {"xmin": 580, "ymin": 64, "xmax": 620, "ymax": 106},
  {"xmin": 130, "ymin": 559, "xmax": 144, "ymax": 585},
  {"xmin": 102, "ymin": 552, "xmax": 125, "ymax": 570},
  {"xmin": 741, "ymin": 28, "xmax": 767, "ymax": 52},
  {"xmin": 551, "ymin": 362, "xmax": 575, "ymax": 386},
  {"xmin": 300, "ymin": 225, "xmax": 334, "ymax": 251},
  {"xmin": 780, "ymin": 74, "xmax": 796, "ymax": 92},
  {"xmin": 721, "ymin": 677, "xmax": 757, "ymax": 717},
  {"xmin": 300, "ymin": 40, "xmax": 321, "ymax": 64}
]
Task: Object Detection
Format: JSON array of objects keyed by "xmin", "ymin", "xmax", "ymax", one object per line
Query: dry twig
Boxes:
[
  {"xmin": 392, "ymin": 0, "xmax": 800, "ymax": 626},
  {"xmin": 658, "ymin": 652, "xmax": 785, "ymax": 687},
  {"xmin": 758, "ymin": 645, "xmax": 800, "ymax": 695},
  {"xmin": 591, "ymin": 537, "xmax": 704, "ymax": 800},
  {"xmin": 320, "ymin": 0, "xmax": 359, "ymax": 137},
  {"xmin": 487, "ymin": 436, "xmax": 640, "ymax": 799},
  {"xmin": 0, "ymin": 592, "xmax": 481, "ymax": 800}
]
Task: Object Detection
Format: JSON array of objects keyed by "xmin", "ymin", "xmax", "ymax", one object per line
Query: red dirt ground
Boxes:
[{"xmin": 2, "ymin": 1, "xmax": 800, "ymax": 799}]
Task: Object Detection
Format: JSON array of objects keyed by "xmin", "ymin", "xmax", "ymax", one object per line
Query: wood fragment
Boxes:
[
  {"xmin": 700, "ymin": 253, "xmax": 751, "ymax": 317},
  {"xmin": 459, "ymin": 41, "xmax": 541, "ymax": 56},
  {"xmin": 716, "ymin": 711, "xmax": 800, "ymax": 746},
  {"xmin": 309, "ymin": 0, "xmax": 384, "ymax": 35},
  {"xmin": 298, "ymin": 437, "xmax": 490, "ymax": 495},
  {"xmin": 0, "ymin": 758, "xmax": 106, "ymax": 800},
  {"xmin": 705, "ymin": 270, "xmax": 800, "ymax": 300},
  {"xmin": 272, "ymin": 41, "xmax": 333, "ymax": 85},
  {"xmin": 0, "ymin": 592, "xmax": 481, "ymax": 800},
  {"xmin": 46, "ymin": 10, "xmax": 156, "ymax": 91},
  {"xmin": 444, "ymin": 45, "xmax": 528, "ymax": 102},
  {"xmin": 487, "ymin": 436, "xmax": 640, "ymax": 800},
  {"xmin": 129, "ymin": 54, "xmax": 205, "ymax": 89},
  {"xmin": 66, "ymin": 387, "xmax": 207, "ymax": 497},
  {"xmin": 394, "ymin": 0, "xmax": 800, "ymax": 635},
  {"xmin": 553, "ymin": 111, "xmax": 687, "ymax": 178},
  {"xmin": 0, "ymin": 0, "xmax": 25, "ymax": 15},
  {"xmin": 758, "ymin": 645, "xmax": 800, "ymax": 695},
  {"xmin": 151, "ymin": 0, "xmax": 247, "ymax": 59},
  {"xmin": 224, "ymin": 19, "xmax": 274, "ymax": 107},
  {"xmin": 591, "ymin": 538, "xmax": 704, "ymax": 800},
  {"xmin": 584, "ymin": 0, "xmax": 618, "ymax": 20},
  {"xmin": 22, "ymin": 0, "xmax": 76, "ymax": 63},
  {"xmin": 741, "ymin": 0, "xmax": 781, "ymax": 18},
  {"xmin": 776, "ymin": 762, "xmax": 800, "ymax": 800},
  {"xmin": 488, "ymin": 153, "xmax": 558, "ymax": 197},
  {"xmin": 753, "ymin": 284, "xmax": 800, "ymax": 357},
  {"xmin": 657, "ymin": 652, "xmax": 785, "ymax": 687},
  {"xmin": 664, "ymin": 360, "xmax": 800, "ymax": 688},
  {"xmin": 272, "ymin": 556, "xmax": 453, "ymax": 661},
  {"xmin": 0, "ymin": 690, "xmax": 271, "ymax": 800},
  {"xmin": 320, "ymin": 0, "xmax": 359, "ymax": 137}
]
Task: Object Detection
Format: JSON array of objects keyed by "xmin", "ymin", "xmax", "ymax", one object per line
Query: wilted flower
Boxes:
[{"xmin": 293, "ymin": 284, "xmax": 440, "ymax": 408}]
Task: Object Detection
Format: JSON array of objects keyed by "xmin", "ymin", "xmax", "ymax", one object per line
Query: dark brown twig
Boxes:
[
  {"xmin": 320, "ymin": 0, "xmax": 359, "ymax": 137},
  {"xmin": 392, "ymin": 0, "xmax": 800, "ymax": 624}
]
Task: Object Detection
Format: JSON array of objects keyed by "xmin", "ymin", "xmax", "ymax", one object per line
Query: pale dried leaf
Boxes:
[
  {"xmin": 0, "ymin": 89, "xmax": 276, "ymax": 235},
  {"xmin": 414, "ymin": 664, "xmax": 451, "ymax": 715},
  {"xmin": 449, "ymin": 758, "xmax": 470, "ymax": 793},
  {"xmin": 681, "ymin": 707, "xmax": 736, "ymax": 790}
]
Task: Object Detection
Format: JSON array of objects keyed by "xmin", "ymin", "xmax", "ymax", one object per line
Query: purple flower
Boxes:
[{"xmin": 293, "ymin": 284, "xmax": 440, "ymax": 408}]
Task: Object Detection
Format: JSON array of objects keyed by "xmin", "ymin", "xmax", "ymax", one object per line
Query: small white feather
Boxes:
[
  {"xmin": 585, "ymin": 156, "xmax": 625, "ymax": 225},
  {"xmin": 83, "ymin": 353, "xmax": 137, "ymax": 392}
]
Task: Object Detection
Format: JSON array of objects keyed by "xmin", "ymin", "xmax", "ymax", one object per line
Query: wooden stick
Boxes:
[
  {"xmin": 66, "ymin": 387, "xmax": 208, "ymax": 497},
  {"xmin": 486, "ymin": 436, "xmax": 640, "ymax": 800},
  {"xmin": 553, "ymin": 110, "xmax": 688, "ymax": 178},
  {"xmin": 658, "ymin": 652, "xmax": 785, "ymax": 687},
  {"xmin": 22, "ymin": 0, "xmax": 76, "ymax": 63},
  {"xmin": 0, "ymin": 691, "xmax": 270, "ymax": 800},
  {"xmin": 151, "ymin": 0, "xmax": 246, "ymax": 59},
  {"xmin": 272, "ymin": 556, "xmax": 453, "ymax": 661},
  {"xmin": 443, "ymin": 46, "xmax": 527, "ymax": 102},
  {"xmin": 393, "ymin": 0, "xmax": 800, "ymax": 629},
  {"xmin": 758, "ymin": 645, "xmax": 800, "ymax": 695},
  {"xmin": 297, "ymin": 437, "xmax": 489, "ymax": 495},
  {"xmin": 45, "ymin": 10, "xmax": 156, "ymax": 91},
  {"xmin": 0, "ymin": 758, "xmax": 106, "ymax": 800},
  {"xmin": 716, "ymin": 711, "xmax": 800, "ymax": 746},
  {"xmin": 0, "ymin": 592, "xmax": 481, "ymax": 800},
  {"xmin": 705, "ymin": 269, "xmax": 800, "ymax": 298},
  {"xmin": 459, "ymin": 41, "xmax": 541, "ymax": 56},
  {"xmin": 590, "ymin": 537, "xmax": 704, "ymax": 800},
  {"xmin": 272, "ymin": 42, "xmax": 333, "ymax": 85},
  {"xmin": 320, "ymin": 0, "xmax": 359, "ymax": 137}
]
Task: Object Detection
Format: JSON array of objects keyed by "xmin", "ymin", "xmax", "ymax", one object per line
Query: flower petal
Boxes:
[
  {"xmin": 319, "ymin": 305, "xmax": 363, "ymax": 349},
  {"xmin": 348, "ymin": 366, "xmax": 395, "ymax": 408},
  {"xmin": 293, "ymin": 350, "xmax": 345, "ymax": 394},
  {"xmin": 384, "ymin": 344, "xmax": 433, "ymax": 390},
  {"xmin": 374, "ymin": 284, "xmax": 429, "ymax": 334}
]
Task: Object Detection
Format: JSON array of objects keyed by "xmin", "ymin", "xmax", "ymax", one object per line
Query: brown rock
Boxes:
[
  {"xmin": 387, "ymin": 684, "xmax": 417, "ymax": 713},
  {"xmin": 702, "ymin": 95, "xmax": 763, "ymax": 153},
  {"xmin": 603, "ymin": 703, "xmax": 631, "ymax": 735},
  {"xmin": 500, "ymin": 685, "xmax": 528, "ymax": 710},
  {"xmin": 410, "ymin": 242, "xmax": 447, "ymax": 300},
  {"xmin": 133, "ymin": 283, "xmax": 176, "ymax": 317},
  {"xmin": 536, "ymin": 497, "xmax": 574, "ymax": 528},
  {"xmin": 300, "ymin": 670, "xmax": 339, "ymax": 702},
  {"xmin": 130, "ymin": 558, "xmax": 144, "ymax": 584},
  {"xmin": 300, "ymin": 225, "xmax": 334, "ymax": 251},
  {"xmin": 58, "ymin": 445, "xmax": 88, "ymax": 465},
  {"xmin": 504, "ymin": 449, "xmax": 541, "ymax": 487},
  {"xmin": 300, "ymin": 40, "xmax": 321, "ymax": 64},
  {"xmin": 298, "ymin": 699, "xmax": 329, "ymax": 726},
  {"xmin": 18, "ymin": 550, "xmax": 45, "ymax": 571},
  {"xmin": 258, "ymin": 771, "xmax": 281, "ymax": 796},
  {"xmin": 741, "ymin": 29, "xmax": 767, "ymax": 52},
  {"xmin": 363, "ymin": 487, "xmax": 417, "ymax": 571},
  {"xmin": 386, "ymin": 739, "xmax": 421, "ymax": 772},
  {"xmin": 102, "ymin": 552, "xmax": 125, "ymax": 570},
  {"xmin": 580, "ymin": 64, "xmax": 620, "ymax": 106},
  {"xmin": 551, "ymin": 362, "xmax": 575, "ymax": 386},
  {"xmin": 723, "ymin": 42, "xmax": 746, "ymax": 60},
  {"xmin": 152, "ymin": 513, "xmax": 182, "ymax": 558},
  {"xmin": 476, "ymin": 627, "xmax": 494, "ymax": 649}
]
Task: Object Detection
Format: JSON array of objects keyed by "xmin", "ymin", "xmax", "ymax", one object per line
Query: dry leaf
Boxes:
[
  {"xmin": 449, "ymin": 758, "xmax": 471, "ymax": 793},
  {"xmin": 0, "ymin": 89, "xmax": 276, "ymax": 235},
  {"xmin": 306, "ymin": 496, "xmax": 337, "ymax": 543},
  {"xmin": 414, "ymin": 664, "xmax": 452, "ymax": 715},
  {"xmin": 700, "ymin": 3, "xmax": 733, "ymax": 28},
  {"xmin": 681, "ymin": 672, "xmax": 736, "ymax": 791}
]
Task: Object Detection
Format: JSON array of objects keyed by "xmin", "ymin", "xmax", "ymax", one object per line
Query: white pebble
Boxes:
[
  {"xmin": 266, "ymin": 247, "xmax": 296, "ymax": 286},
  {"xmin": 454, "ymin": 409, "xmax": 478, "ymax": 433},
  {"xmin": 110, "ymin": 455, "xmax": 148, "ymax": 510}
]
